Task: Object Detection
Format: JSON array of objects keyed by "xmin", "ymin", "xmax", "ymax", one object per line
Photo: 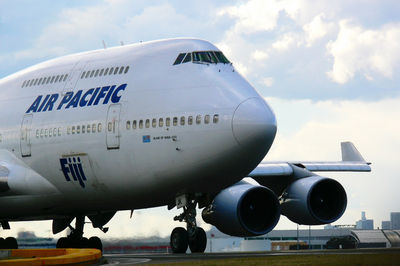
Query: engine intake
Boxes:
[
  {"xmin": 202, "ymin": 180, "xmax": 280, "ymax": 237},
  {"xmin": 281, "ymin": 176, "xmax": 347, "ymax": 225}
]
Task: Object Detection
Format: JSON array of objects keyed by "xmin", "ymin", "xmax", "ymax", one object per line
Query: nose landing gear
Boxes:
[{"xmin": 170, "ymin": 195, "xmax": 207, "ymax": 253}]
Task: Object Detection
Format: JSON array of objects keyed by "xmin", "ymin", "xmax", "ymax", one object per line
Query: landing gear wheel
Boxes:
[
  {"xmin": 170, "ymin": 227, "xmax": 188, "ymax": 253},
  {"xmin": 56, "ymin": 237, "xmax": 68, "ymax": 248},
  {"xmin": 88, "ymin": 236, "xmax": 103, "ymax": 251},
  {"xmin": 80, "ymin": 237, "xmax": 89, "ymax": 248},
  {"xmin": 188, "ymin": 227, "xmax": 207, "ymax": 253},
  {"xmin": 0, "ymin": 238, "xmax": 5, "ymax": 249},
  {"xmin": 5, "ymin": 237, "xmax": 18, "ymax": 249}
]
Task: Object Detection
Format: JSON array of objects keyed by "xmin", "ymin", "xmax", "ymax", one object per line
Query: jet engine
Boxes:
[
  {"xmin": 202, "ymin": 180, "xmax": 280, "ymax": 237},
  {"xmin": 280, "ymin": 176, "xmax": 347, "ymax": 225}
]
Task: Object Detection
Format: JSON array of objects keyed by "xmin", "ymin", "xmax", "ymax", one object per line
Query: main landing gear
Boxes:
[
  {"xmin": 56, "ymin": 216, "xmax": 102, "ymax": 250},
  {"xmin": 170, "ymin": 196, "xmax": 207, "ymax": 253},
  {"xmin": 0, "ymin": 237, "xmax": 18, "ymax": 249}
]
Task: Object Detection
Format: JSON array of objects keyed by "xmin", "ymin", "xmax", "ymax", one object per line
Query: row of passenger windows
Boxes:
[
  {"xmin": 126, "ymin": 114, "xmax": 219, "ymax": 130},
  {"xmin": 173, "ymin": 51, "xmax": 230, "ymax": 65},
  {"xmin": 22, "ymin": 74, "xmax": 69, "ymax": 88},
  {"xmin": 35, "ymin": 123, "xmax": 102, "ymax": 138},
  {"xmin": 81, "ymin": 65, "xmax": 129, "ymax": 79}
]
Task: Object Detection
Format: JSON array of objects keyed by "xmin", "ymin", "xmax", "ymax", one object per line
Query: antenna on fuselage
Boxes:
[{"xmin": 102, "ymin": 40, "xmax": 107, "ymax": 49}]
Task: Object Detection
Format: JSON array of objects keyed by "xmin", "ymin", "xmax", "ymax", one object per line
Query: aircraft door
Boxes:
[
  {"xmin": 20, "ymin": 114, "xmax": 33, "ymax": 157},
  {"xmin": 106, "ymin": 104, "xmax": 121, "ymax": 149}
]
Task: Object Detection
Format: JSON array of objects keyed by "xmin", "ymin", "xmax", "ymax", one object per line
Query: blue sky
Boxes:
[{"xmin": 1, "ymin": 0, "xmax": 400, "ymax": 238}]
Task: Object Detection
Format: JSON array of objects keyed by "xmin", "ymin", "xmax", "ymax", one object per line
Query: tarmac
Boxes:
[{"xmin": 0, "ymin": 248, "xmax": 399, "ymax": 265}]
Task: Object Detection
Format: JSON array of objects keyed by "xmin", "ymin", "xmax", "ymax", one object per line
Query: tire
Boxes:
[
  {"xmin": 5, "ymin": 237, "xmax": 18, "ymax": 249},
  {"xmin": 0, "ymin": 238, "xmax": 5, "ymax": 249},
  {"xmin": 80, "ymin": 237, "xmax": 89, "ymax": 248},
  {"xmin": 170, "ymin": 227, "xmax": 188, "ymax": 253},
  {"xmin": 56, "ymin": 237, "xmax": 68, "ymax": 248},
  {"xmin": 88, "ymin": 236, "xmax": 103, "ymax": 251},
  {"xmin": 188, "ymin": 227, "xmax": 207, "ymax": 253}
]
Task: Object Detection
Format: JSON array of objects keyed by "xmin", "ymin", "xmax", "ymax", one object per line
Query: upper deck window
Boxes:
[{"xmin": 173, "ymin": 51, "xmax": 230, "ymax": 65}]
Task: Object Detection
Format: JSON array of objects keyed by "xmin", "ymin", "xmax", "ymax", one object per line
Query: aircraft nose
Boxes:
[{"xmin": 232, "ymin": 97, "xmax": 277, "ymax": 149}]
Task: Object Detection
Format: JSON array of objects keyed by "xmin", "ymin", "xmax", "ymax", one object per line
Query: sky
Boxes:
[{"xmin": 1, "ymin": 0, "xmax": 400, "ymax": 239}]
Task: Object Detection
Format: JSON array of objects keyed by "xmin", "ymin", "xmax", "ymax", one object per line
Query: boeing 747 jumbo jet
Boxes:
[{"xmin": 0, "ymin": 38, "xmax": 370, "ymax": 253}]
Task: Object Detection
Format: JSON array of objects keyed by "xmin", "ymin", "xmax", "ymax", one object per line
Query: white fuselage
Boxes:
[{"xmin": 0, "ymin": 39, "xmax": 277, "ymax": 221}]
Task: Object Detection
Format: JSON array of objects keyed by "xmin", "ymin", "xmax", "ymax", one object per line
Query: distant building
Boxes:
[
  {"xmin": 382, "ymin": 221, "xmax": 391, "ymax": 230},
  {"xmin": 356, "ymin": 211, "xmax": 374, "ymax": 230},
  {"xmin": 390, "ymin": 212, "xmax": 400, "ymax": 230}
]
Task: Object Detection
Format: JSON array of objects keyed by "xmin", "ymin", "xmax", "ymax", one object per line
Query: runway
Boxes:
[{"xmin": 103, "ymin": 248, "xmax": 400, "ymax": 265}]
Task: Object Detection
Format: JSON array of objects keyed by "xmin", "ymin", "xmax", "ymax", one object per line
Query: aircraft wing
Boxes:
[
  {"xmin": 249, "ymin": 142, "xmax": 371, "ymax": 178},
  {"xmin": 0, "ymin": 149, "xmax": 58, "ymax": 196}
]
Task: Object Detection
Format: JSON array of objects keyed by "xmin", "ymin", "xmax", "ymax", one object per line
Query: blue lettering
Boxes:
[
  {"xmin": 57, "ymin": 92, "xmax": 74, "ymax": 110},
  {"xmin": 79, "ymin": 88, "xmax": 94, "ymax": 107},
  {"xmin": 87, "ymin": 87, "xmax": 100, "ymax": 106},
  {"xmin": 42, "ymin": 94, "xmax": 59, "ymax": 112},
  {"xmin": 111, "ymin": 84, "xmax": 127, "ymax": 103},
  {"xmin": 37, "ymin": 95, "xmax": 50, "ymax": 112},
  {"xmin": 103, "ymin": 85, "xmax": 116, "ymax": 104},
  {"xmin": 26, "ymin": 95, "xmax": 42, "ymax": 113},
  {"xmin": 60, "ymin": 158, "xmax": 71, "ymax": 181},
  {"xmin": 65, "ymin": 90, "xmax": 83, "ymax": 109},
  {"xmin": 94, "ymin": 86, "xmax": 110, "ymax": 105}
]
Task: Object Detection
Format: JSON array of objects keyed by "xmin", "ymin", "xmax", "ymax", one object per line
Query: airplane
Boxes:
[{"xmin": 0, "ymin": 38, "xmax": 370, "ymax": 253}]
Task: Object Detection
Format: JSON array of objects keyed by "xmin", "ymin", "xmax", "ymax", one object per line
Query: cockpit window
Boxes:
[
  {"xmin": 173, "ymin": 51, "xmax": 230, "ymax": 65},
  {"xmin": 173, "ymin": 53, "xmax": 186, "ymax": 65}
]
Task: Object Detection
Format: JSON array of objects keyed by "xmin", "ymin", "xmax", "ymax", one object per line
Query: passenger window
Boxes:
[
  {"xmin": 67, "ymin": 127, "xmax": 71, "ymax": 135},
  {"xmin": 196, "ymin": 115, "xmax": 202, "ymax": 124},
  {"xmin": 114, "ymin": 67, "xmax": 119, "ymax": 75},
  {"xmin": 42, "ymin": 77, "xmax": 47, "ymax": 84},
  {"xmin": 213, "ymin": 114, "xmax": 219, "ymax": 123},
  {"xmin": 109, "ymin": 67, "xmax": 114, "ymax": 75},
  {"xmin": 180, "ymin": 116, "xmax": 185, "ymax": 126},
  {"xmin": 166, "ymin": 117, "xmax": 171, "ymax": 127},
  {"xmin": 205, "ymin": 115, "xmax": 210, "ymax": 124},
  {"xmin": 28, "ymin": 80, "xmax": 33, "ymax": 86},
  {"xmin": 72, "ymin": 126, "xmax": 75, "ymax": 134},
  {"xmin": 82, "ymin": 125, "xmax": 85, "ymax": 133},
  {"xmin": 50, "ymin": 76, "xmax": 55, "ymax": 83},
  {"xmin": 188, "ymin": 116, "xmax": 193, "ymax": 125},
  {"xmin": 92, "ymin": 124, "xmax": 96, "ymax": 133},
  {"xmin": 58, "ymin": 127, "xmax": 61, "ymax": 136},
  {"xmin": 98, "ymin": 123, "xmax": 102, "ymax": 132},
  {"xmin": 40, "ymin": 129, "xmax": 44, "ymax": 138},
  {"xmin": 87, "ymin": 124, "xmax": 91, "ymax": 133},
  {"xmin": 85, "ymin": 71, "xmax": 90, "ymax": 78},
  {"xmin": 173, "ymin": 53, "xmax": 186, "ymax": 65},
  {"xmin": 55, "ymin": 75, "xmax": 60, "ymax": 83},
  {"xmin": 108, "ymin": 122, "xmax": 112, "ymax": 132},
  {"xmin": 132, "ymin": 120, "xmax": 137, "ymax": 129},
  {"xmin": 159, "ymin": 118, "xmax": 164, "ymax": 127},
  {"xmin": 36, "ymin": 129, "xmax": 39, "ymax": 138},
  {"xmin": 145, "ymin": 119, "xmax": 150, "ymax": 128},
  {"xmin": 124, "ymin": 66, "xmax": 129, "ymax": 74},
  {"xmin": 63, "ymin": 74, "xmax": 68, "ymax": 82},
  {"xmin": 119, "ymin": 67, "xmax": 124, "ymax": 74},
  {"xmin": 45, "ymin": 129, "xmax": 48, "ymax": 137},
  {"xmin": 46, "ymin": 77, "xmax": 51, "ymax": 84},
  {"xmin": 90, "ymin": 70, "xmax": 95, "ymax": 78},
  {"xmin": 77, "ymin": 125, "xmax": 80, "ymax": 134},
  {"xmin": 104, "ymin": 68, "xmax": 109, "ymax": 75},
  {"xmin": 139, "ymin": 120, "xmax": 143, "ymax": 129},
  {"xmin": 182, "ymin": 53, "xmax": 192, "ymax": 63},
  {"xmin": 22, "ymin": 81, "xmax": 26, "ymax": 87},
  {"xmin": 38, "ymin": 78, "xmax": 43, "ymax": 85},
  {"xmin": 126, "ymin": 121, "xmax": 131, "ymax": 130},
  {"xmin": 34, "ymin": 78, "xmax": 39, "ymax": 86},
  {"xmin": 152, "ymin": 118, "xmax": 156, "ymax": 128},
  {"xmin": 94, "ymin": 69, "xmax": 99, "ymax": 77},
  {"xmin": 49, "ymin": 128, "xmax": 52, "ymax": 137},
  {"xmin": 99, "ymin": 69, "xmax": 104, "ymax": 76},
  {"xmin": 59, "ymin": 75, "xmax": 64, "ymax": 82},
  {"xmin": 173, "ymin": 117, "xmax": 178, "ymax": 126}
]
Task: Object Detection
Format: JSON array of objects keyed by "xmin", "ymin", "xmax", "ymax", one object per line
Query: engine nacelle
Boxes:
[
  {"xmin": 202, "ymin": 180, "xmax": 280, "ymax": 237},
  {"xmin": 281, "ymin": 176, "xmax": 347, "ymax": 225}
]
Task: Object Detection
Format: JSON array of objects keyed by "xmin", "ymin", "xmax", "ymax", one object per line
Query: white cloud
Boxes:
[
  {"xmin": 262, "ymin": 77, "xmax": 274, "ymax": 87},
  {"xmin": 272, "ymin": 33, "xmax": 299, "ymax": 51},
  {"xmin": 251, "ymin": 50, "xmax": 269, "ymax": 61},
  {"xmin": 303, "ymin": 13, "xmax": 334, "ymax": 47},
  {"xmin": 327, "ymin": 20, "xmax": 400, "ymax": 84}
]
